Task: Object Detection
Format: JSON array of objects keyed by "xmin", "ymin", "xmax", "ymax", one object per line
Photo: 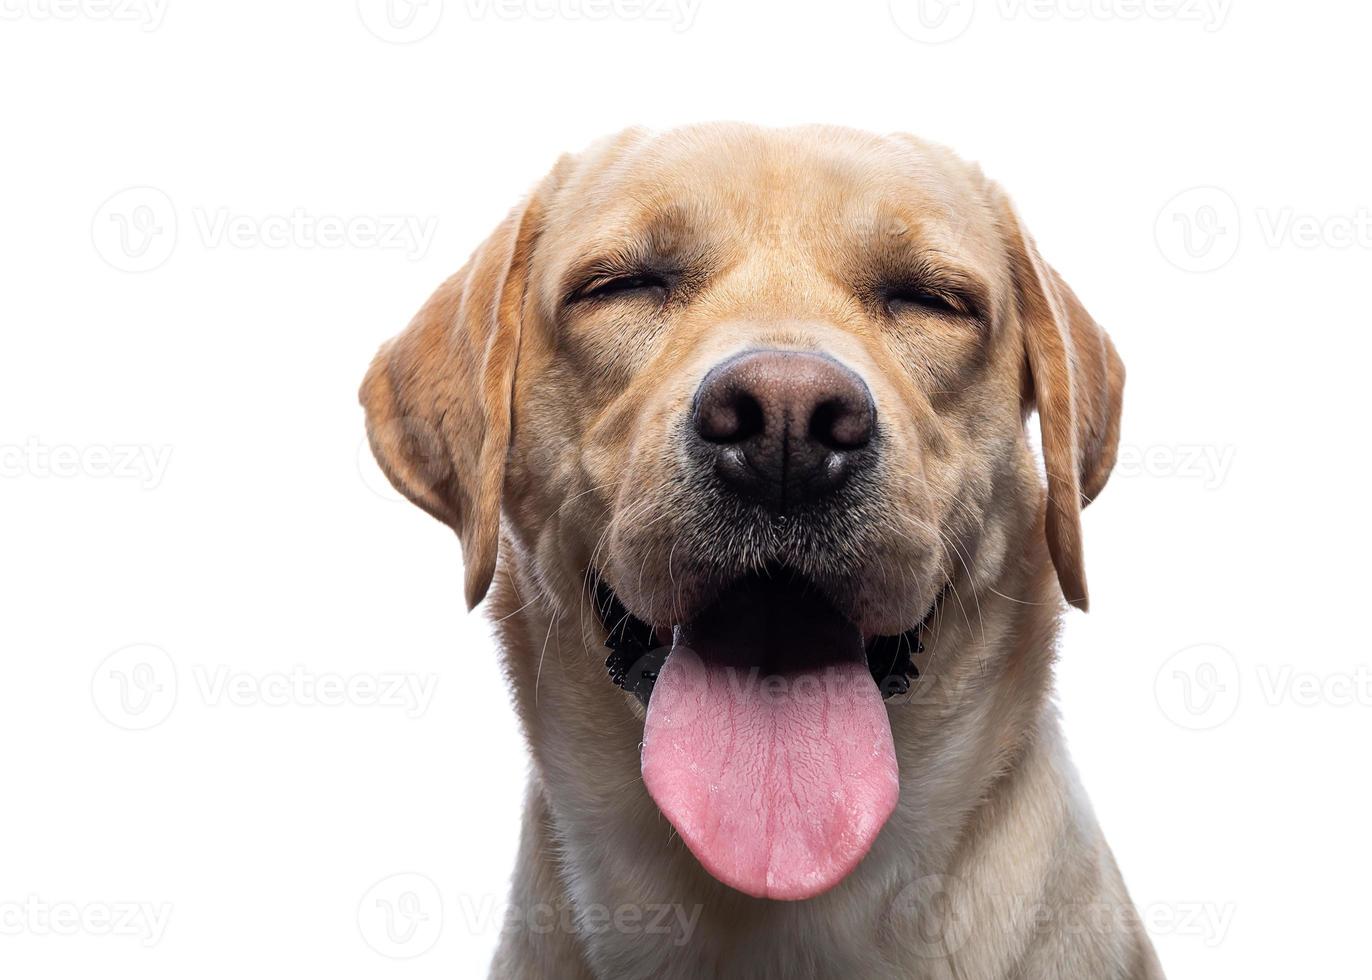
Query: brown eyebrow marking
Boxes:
[
  {"xmin": 856, "ymin": 228, "xmax": 994, "ymax": 322},
  {"xmin": 895, "ymin": 256, "xmax": 991, "ymax": 317},
  {"xmin": 558, "ymin": 206, "xmax": 713, "ymax": 305}
]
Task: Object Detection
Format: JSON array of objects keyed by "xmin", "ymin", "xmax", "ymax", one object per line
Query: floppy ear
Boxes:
[
  {"xmin": 360, "ymin": 186, "xmax": 546, "ymax": 610},
  {"xmin": 1000, "ymin": 195, "xmax": 1124, "ymax": 612}
]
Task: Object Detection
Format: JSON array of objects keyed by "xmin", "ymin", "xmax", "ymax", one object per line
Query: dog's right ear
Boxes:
[{"xmin": 360, "ymin": 183, "xmax": 548, "ymax": 611}]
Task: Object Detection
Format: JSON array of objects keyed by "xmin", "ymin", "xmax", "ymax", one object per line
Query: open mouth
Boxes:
[
  {"xmin": 593, "ymin": 568, "xmax": 942, "ymax": 901},
  {"xmin": 599, "ymin": 575, "xmax": 934, "ymax": 707}
]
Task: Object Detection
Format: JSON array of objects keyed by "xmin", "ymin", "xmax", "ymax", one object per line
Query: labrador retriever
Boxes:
[{"xmin": 361, "ymin": 123, "xmax": 1163, "ymax": 979}]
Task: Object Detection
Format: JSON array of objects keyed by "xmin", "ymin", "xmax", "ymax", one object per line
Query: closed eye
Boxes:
[
  {"xmin": 883, "ymin": 284, "xmax": 972, "ymax": 318},
  {"xmin": 571, "ymin": 271, "xmax": 672, "ymax": 302}
]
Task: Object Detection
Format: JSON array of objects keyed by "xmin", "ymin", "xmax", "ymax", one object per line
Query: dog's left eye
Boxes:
[
  {"xmin": 574, "ymin": 272, "xmax": 670, "ymax": 302},
  {"xmin": 883, "ymin": 285, "xmax": 967, "ymax": 318}
]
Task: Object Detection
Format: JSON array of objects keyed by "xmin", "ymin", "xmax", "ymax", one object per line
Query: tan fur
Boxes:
[{"xmin": 361, "ymin": 123, "xmax": 1162, "ymax": 979}]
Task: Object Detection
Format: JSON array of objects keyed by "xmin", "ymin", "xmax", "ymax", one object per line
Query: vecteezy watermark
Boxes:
[
  {"xmin": 92, "ymin": 187, "xmax": 439, "ymax": 272},
  {"xmin": 1154, "ymin": 644, "xmax": 1242, "ymax": 731},
  {"xmin": 888, "ymin": 0, "xmax": 976, "ymax": 43},
  {"xmin": 880, "ymin": 873, "xmax": 976, "ymax": 958},
  {"xmin": 0, "ymin": 438, "xmax": 172, "ymax": 489},
  {"xmin": 1250, "ymin": 207, "xmax": 1372, "ymax": 251},
  {"xmin": 192, "ymin": 208, "xmax": 438, "ymax": 258},
  {"xmin": 1155, "ymin": 646, "xmax": 1372, "ymax": 729},
  {"xmin": 358, "ymin": 414, "xmax": 461, "ymax": 504},
  {"xmin": 357, "ymin": 0, "xmax": 702, "ymax": 43},
  {"xmin": 0, "ymin": 0, "xmax": 169, "ymax": 30},
  {"xmin": 1156, "ymin": 186, "xmax": 1372, "ymax": 272},
  {"xmin": 881, "ymin": 873, "xmax": 1235, "ymax": 957},
  {"xmin": 193, "ymin": 665, "xmax": 438, "ymax": 718},
  {"xmin": 890, "ymin": 0, "xmax": 1229, "ymax": 44},
  {"xmin": 454, "ymin": 895, "xmax": 703, "ymax": 947},
  {"xmin": 358, "ymin": 873, "xmax": 444, "ymax": 959},
  {"xmin": 92, "ymin": 644, "xmax": 180, "ymax": 731},
  {"xmin": 1253, "ymin": 664, "xmax": 1372, "ymax": 709},
  {"xmin": 1050, "ymin": 898, "xmax": 1235, "ymax": 949},
  {"xmin": 356, "ymin": 0, "xmax": 445, "ymax": 42},
  {"xmin": 92, "ymin": 646, "xmax": 439, "ymax": 730},
  {"xmin": 0, "ymin": 896, "xmax": 173, "ymax": 947},
  {"xmin": 1154, "ymin": 186, "xmax": 1241, "ymax": 273},
  {"xmin": 641, "ymin": 646, "xmax": 889, "ymax": 735},
  {"xmin": 91, "ymin": 187, "xmax": 178, "ymax": 273},
  {"xmin": 1114, "ymin": 443, "xmax": 1236, "ymax": 490},
  {"xmin": 360, "ymin": 884, "xmax": 700, "ymax": 962}
]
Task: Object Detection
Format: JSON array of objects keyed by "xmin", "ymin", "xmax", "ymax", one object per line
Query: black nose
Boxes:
[{"xmin": 692, "ymin": 350, "xmax": 876, "ymax": 508}]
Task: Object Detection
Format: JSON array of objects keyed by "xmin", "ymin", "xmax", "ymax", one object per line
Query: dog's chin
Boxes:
[{"xmin": 595, "ymin": 565, "xmax": 943, "ymax": 709}]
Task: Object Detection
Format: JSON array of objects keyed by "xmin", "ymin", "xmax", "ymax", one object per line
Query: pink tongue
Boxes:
[{"xmin": 640, "ymin": 585, "xmax": 899, "ymax": 901}]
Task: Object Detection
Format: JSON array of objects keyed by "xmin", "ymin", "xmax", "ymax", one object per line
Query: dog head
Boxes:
[{"xmin": 361, "ymin": 124, "xmax": 1123, "ymax": 900}]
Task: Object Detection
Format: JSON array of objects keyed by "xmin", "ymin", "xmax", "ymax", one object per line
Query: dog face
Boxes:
[
  {"xmin": 363, "ymin": 123, "xmax": 1122, "ymax": 630},
  {"xmin": 361, "ymin": 123, "xmax": 1123, "ymax": 900}
]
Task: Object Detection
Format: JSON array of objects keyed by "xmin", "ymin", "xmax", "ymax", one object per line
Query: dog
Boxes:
[{"xmin": 361, "ymin": 123, "xmax": 1163, "ymax": 978}]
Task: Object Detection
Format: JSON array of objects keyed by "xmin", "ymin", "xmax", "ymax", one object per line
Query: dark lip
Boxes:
[{"xmin": 593, "ymin": 569, "xmax": 944, "ymax": 707}]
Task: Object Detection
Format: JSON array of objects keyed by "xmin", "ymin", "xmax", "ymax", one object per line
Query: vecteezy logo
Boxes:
[
  {"xmin": 91, "ymin": 187, "xmax": 177, "ymax": 273},
  {"xmin": 357, "ymin": 0, "xmax": 444, "ymax": 43},
  {"xmin": 357, "ymin": 416, "xmax": 451, "ymax": 503},
  {"xmin": 880, "ymin": 873, "xmax": 974, "ymax": 958},
  {"xmin": 92, "ymin": 644, "xmax": 178, "ymax": 730},
  {"xmin": 358, "ymin": 873, "xmax": 443, "ymax": 958},
  {"xmin": 1154, "ymin": 186, "xmax": 1241, "ymax": 272},
  {"xmin": 889, "ymin": 0, "xmax": 975, "ymax": 43},
  {"xmin": 1154, "ymin": 643, "xmax": 1241, "ymax": 730}
]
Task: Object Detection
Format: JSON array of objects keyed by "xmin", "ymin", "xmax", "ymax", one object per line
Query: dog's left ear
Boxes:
[
  {"xmin": 998, "ymin": 192, "xmax": 1125, "ymax": 612},
  {"xmin": 360, "ymin": 180, "xmax": 549, "ymax": 610}
]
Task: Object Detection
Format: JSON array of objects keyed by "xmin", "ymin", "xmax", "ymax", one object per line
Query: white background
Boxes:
[{"xmin": 2, "ymin": 1, "xmax": 1368, "ymax": 977}]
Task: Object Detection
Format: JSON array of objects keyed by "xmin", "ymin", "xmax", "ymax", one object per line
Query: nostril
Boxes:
[
  {"xmin": 733, "ymin": 394, "xmax": 765, "ymax": 442},
  {"xmin": 809, "ymin": 397, "xmax": 874, "ymax": 451},
  {"xmin": 697, "ymin": 391, "xmax": 765, "ymax": 444}
]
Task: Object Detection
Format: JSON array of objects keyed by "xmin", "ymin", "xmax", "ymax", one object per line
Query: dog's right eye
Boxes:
[{"xmin": 573, "ymin": 272, "xmax": 670, "ymax": 302}]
